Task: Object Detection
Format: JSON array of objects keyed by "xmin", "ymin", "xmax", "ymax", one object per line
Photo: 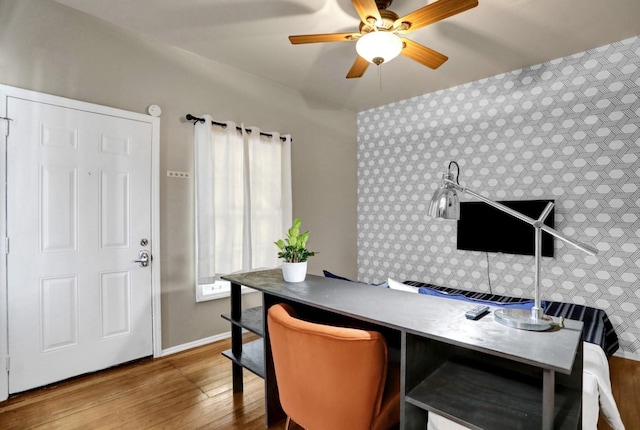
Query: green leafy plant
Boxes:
[{"xmin": 274, "ymin": 218, "xmax": 317, "ymax": 263}]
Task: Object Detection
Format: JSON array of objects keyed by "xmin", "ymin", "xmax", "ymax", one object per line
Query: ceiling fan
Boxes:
[{"xmin": 288, "ymin": 0, "xmax": 478, "ymax": 78}]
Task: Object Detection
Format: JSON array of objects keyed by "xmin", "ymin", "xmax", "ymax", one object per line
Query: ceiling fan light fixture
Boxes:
[{"xmin": 356, "ymin": 31, "xmax": 403, "ymax": 65}]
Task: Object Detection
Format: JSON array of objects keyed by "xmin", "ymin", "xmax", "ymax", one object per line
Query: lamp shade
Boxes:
[
  {"xmin": 428, "ymin": 173, "xmax": 460, "ymax": 219},
  {"xmin": 356, "ymin": 31, "xmax": 403, "ymax": 65}
]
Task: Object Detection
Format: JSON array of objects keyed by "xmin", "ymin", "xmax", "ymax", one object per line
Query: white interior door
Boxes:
[{"xmin": 6, "ymin": 96, "xmax": 154, "ymax": 393}]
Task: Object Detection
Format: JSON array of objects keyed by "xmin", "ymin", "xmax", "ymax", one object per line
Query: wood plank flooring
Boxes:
[
  {"xmin": 606, "ymin": 356, "xmax": 640, "ymax": 429},
  {"xmin": 0, "ymin": 335, "xmax": 637, "ymax": 429}
]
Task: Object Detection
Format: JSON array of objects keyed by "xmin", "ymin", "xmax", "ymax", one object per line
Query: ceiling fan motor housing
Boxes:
[
  {"xmin": 359, "ymin": 9, "xmax": 400, "ymax": 34},
  {"xmin": 375, "ymin": 0, "xmax": 393, "ymax": 10}
]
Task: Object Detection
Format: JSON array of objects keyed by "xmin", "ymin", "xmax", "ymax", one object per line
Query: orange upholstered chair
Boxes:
[{"xmin": 267, "ymin": 303, "xmax": 400, "ymax": 430}]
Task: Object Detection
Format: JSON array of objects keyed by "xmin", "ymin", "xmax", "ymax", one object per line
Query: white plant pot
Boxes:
[{"xmin": 281, "ymin": 261, "xmax": 307, "ymax": 283}]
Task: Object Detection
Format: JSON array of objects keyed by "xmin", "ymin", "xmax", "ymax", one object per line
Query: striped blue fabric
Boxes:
[{"xmin": 405, "ymin": 281, "xmax": 619, "ymax": 358}]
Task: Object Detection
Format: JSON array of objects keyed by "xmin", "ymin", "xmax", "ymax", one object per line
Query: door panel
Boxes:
[
  {"xmin": 7, "ymin": 97, "xmax": 153, "ymax": 393},
  {"xmin": 41, "ymin": 275, "xmax": 79, "ymax": 352},
  {"xmin": 41, "ymin": 164, "xmax": 78, "ymax": 252},
  {"xmin": 100, "ymin": 171, "xmax": 130, "ymax": 248},
  {"xmin": 100, "ymin": 270, "xmax": 131, "ymax": 338}
]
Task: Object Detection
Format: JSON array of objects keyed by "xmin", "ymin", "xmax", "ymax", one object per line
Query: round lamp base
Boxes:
[{"xmin": 494, "ymin": 308, "xmax": 555, "ymax": 331}]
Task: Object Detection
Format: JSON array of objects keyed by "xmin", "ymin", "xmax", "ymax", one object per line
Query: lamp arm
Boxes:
[
  {"xmin": 539, "ymin": 224, "xmax": 598, "ymax": 256},
  {"xmin": 443, "ymin": 178, "xmax": 598, "ymax": 256}
]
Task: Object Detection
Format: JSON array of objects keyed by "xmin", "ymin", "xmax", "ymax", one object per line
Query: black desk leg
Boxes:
[{"xmin": 231, "ymin": 282, "xmax": 243, "ymax": 393}]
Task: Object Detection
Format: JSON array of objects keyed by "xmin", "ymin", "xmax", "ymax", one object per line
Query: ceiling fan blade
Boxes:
[
  {"xmin": 352, "ymin": 0, "xmax": 382, "ymax": 25},
  {"xmin": 395, "ymin": 0, "xmax": 478, "ymax": 34},
  {"xmin": 400, "ymin": 38, "xmax": 448, "ymax": 69},
  {"xmin": 346, "ymin": 55, "xmax": 370, "ymax": 79},
  {"xmin": 289, "ymin": 33, "xmax": 359, "ymax": 44}
]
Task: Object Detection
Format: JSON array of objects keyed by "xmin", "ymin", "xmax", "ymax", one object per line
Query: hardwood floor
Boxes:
[
  {"xmin": 0, "ymin": 334, "xmax": 288, "ymax": 430},
  {"xmin": 606, "ymin": 356, "xmax": 640, "ymax": 429},
  {"xmin": 0, "ymin": 335, "xmax": 637, "ymax": 429}
]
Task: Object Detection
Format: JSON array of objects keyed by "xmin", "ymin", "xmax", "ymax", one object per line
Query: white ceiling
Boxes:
[{"xmin": 53, "ymin": 0, "xmax": 640, "ymax": 112}]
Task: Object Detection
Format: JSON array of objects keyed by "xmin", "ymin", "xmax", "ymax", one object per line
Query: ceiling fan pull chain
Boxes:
[{"xmin": 378, "ymin": 65, "xmax": 383, "ymax": 92}]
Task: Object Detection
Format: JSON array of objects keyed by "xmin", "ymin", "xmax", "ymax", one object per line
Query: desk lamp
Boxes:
[{"xmin": 428, "ymin": 161, "xmax": 598, "ymax": 331}]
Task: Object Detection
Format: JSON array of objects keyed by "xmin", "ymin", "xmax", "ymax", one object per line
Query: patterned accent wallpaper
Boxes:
[{"xmin": 357, "ymin": 37, "xmax": 640, "ymax": 356}]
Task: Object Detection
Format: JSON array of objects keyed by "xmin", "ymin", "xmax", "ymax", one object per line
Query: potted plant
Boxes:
[{"xmin": 275, "ymin": 218, "xmax": 316, "ymax": 282}]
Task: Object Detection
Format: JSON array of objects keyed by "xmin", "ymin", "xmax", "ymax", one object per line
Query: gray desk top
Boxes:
[{"xmin": 222, "ymin": 269, "xmax": 583, "ymax": 374}]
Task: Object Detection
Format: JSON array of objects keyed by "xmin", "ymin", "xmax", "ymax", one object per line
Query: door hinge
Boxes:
[
  {"xmin": 4, "ymin": 237, "xmax": 8, "ymax": 254},
  {"xmin": 5, "ymin": 356, "xmax": 9, "ymax": 372},
  {"xmin": 0, "ymin": 116, "xmax": 12, "ymax": 137}
]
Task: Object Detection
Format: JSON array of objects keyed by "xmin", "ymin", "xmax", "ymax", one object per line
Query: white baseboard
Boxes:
[
  {"xmin": 160, "ymin": 332, "xmax": 231, "ymax": 357},
  {"xmin": 159, "ymin": 328, "xmax": 253, "ymax": 357}
]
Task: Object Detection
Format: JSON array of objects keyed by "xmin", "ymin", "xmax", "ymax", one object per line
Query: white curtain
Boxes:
[{"xmin": 194, "ymin": 115, "xmax": 292, "ymax": 285}]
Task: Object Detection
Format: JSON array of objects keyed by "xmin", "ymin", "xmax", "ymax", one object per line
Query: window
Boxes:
[{"xmin": 193, "ymin": 116, "xmax": 292, "ymax": 301}]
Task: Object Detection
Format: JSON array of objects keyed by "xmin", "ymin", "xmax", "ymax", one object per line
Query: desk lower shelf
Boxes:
[
  {"xmin": 406, "ymin": 358, "xmax": 581, "ymax": 430},
  {"xmin": 222, "ymin": 338, "xmax": 265, "ymax": 379},
  {"xmin": 221, "ymin": 306, "xmax": 264, "ymax": 336}
]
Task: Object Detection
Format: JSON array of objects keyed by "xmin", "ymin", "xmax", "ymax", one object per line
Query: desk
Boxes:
[{"xmin": 222, "ymin": 269, "xmax": 583, "ymax": 430}]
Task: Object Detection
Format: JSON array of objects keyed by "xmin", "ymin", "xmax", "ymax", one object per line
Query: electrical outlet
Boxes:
[
  {"xmin": 201, "ymin": 280, "xmax": 230, "ymax": 296},
  {"xmin": 167, "ymin": 170, "xmax": 190, "ymax": 178}
]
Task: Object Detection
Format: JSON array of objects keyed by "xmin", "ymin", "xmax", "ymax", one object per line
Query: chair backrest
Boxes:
[{"xmin": 267, "ymin": 303, "xmax": 389, "ymax": 430}]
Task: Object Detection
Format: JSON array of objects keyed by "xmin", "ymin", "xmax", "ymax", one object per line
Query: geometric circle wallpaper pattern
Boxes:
[{"xmin": 357, "ymin": 36, "xmax": 640, "ymax": 355}]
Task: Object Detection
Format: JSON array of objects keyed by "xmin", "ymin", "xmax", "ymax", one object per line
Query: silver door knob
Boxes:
[{"xmin": 135, "ymin": 250, "xmax": 150, "ymax": 267}]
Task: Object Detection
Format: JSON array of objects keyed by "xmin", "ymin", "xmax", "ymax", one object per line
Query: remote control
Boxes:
[{"xmin": 465, "ymin": 305, "xmax": 490, "ymax": 320}]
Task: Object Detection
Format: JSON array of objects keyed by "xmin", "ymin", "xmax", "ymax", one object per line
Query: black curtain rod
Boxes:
[{"xmin": 186, "ymin": 114, "xmax": 288, "ymax": 142}]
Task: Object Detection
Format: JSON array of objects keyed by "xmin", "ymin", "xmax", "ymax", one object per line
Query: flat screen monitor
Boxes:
[{"xmin": 456, "ymin": 200, "xmax": 555, "ymax": 257}]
